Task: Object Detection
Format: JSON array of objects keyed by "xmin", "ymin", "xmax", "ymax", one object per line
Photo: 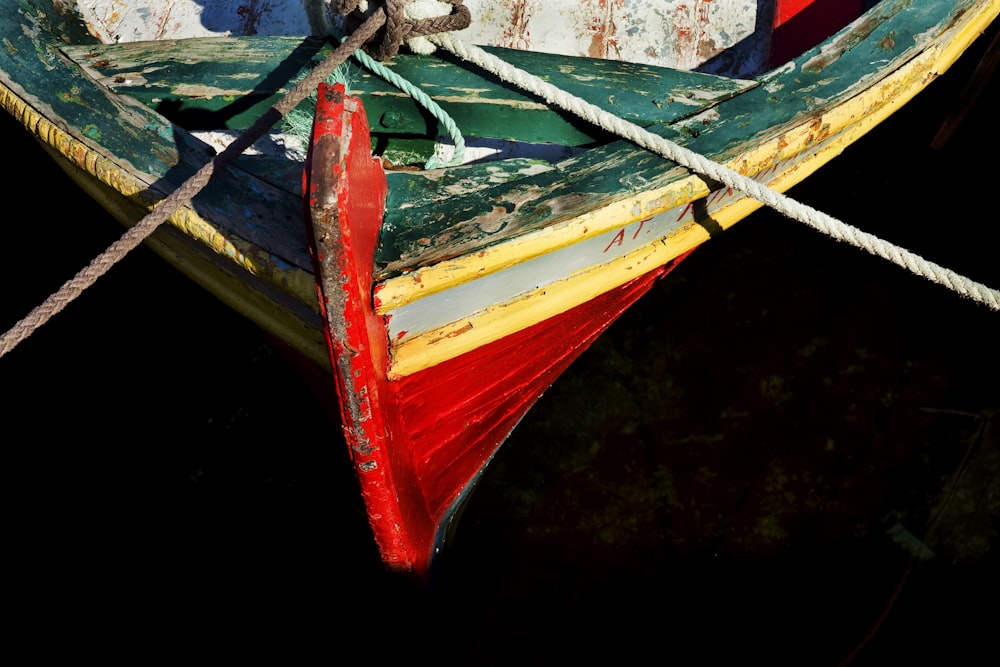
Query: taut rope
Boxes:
[
  {"xmin": 0, "ymin": 7, "xmax": 398, "ymax": 359},
  {"xmin": 2, "ymin": 1, "xmax": 996, "ymax": 360},
  {"xmin": 426, "ymin": 31, "xmax": 1000, "ymax": 311}
]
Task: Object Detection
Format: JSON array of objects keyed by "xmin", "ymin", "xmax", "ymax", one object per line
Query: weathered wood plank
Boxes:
[
  {"xmin": 62, "ymin": 37, "xmax": 757, "ymax": 147},
  {"xmin": 374, "ymin": 0, "xmax": 961, "ymax": 274},
  {"xmin": 355, "ymin": 47, "xmax": 758, "ymax": 143},
  {"xmin": 63, "ymin": 36, "xmax": 329, "ymax": 131},
  {"xmin": 2, "ymin": 1, "xmax": 315, "ymax": 279}
]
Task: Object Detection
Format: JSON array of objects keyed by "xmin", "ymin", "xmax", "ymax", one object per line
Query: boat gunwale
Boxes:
[
  {"xmin": 375, "ymin": 0, "xmax": 1000, "ymax": 377},
  {"xmin": 1, "ymin": 2, "xmax": 322, "ymax": 301},
  {"xmin": 374, "ymin": 0, "xmax": 998, "ymax": 311},
  {"xmin": 3, "ymin": 0, "xmax": 997, "ymax": 375}
]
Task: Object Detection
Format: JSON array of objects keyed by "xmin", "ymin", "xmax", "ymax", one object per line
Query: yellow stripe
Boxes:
[
  {"xmin": 376, "ymin": 0, "xmax": 999, "ymax": 315},
  {"xmin": 0, "ymin": 82, "xmax": 317, "ymax": 305},
  {"xmin": 386, "ymin": 2, "xmax": 1000, "ymax": 378}
]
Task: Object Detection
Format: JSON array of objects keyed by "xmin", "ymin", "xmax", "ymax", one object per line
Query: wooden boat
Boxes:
[{"xmin": 2, "ymin": 0, "xmax": 997, "ymax": 577}]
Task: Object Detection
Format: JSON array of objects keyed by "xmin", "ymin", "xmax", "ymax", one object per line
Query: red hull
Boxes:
[
  {"xmin": 305, "ymin": 84, "xmax": 689, "ymax": 575},
  {"xmin": 301, "ymin": 0, "xmax": 866, "ymax": 577}
]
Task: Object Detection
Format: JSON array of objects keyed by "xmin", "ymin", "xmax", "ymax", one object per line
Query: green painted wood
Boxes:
[
  {"xmin": 17, "ymin": 0, "xmax": 99, "ymax": 47},
  {"xmin": 63, "ymin": 36, "xmax": 329, "ymax": 131},
  {"xmin": 354, "ymin": 46, "xmax": 758, "ymax": 145},
  {"xmin": 1, "ymin": 0, "xmax": 313, "ymax": 272},
  {"xmin": 378, "ymin": 136, "xmax": 689, "ymax": 274},
  {"xmin": 4, "ymin": 0, "xmax": 181, "ymax": 180},
  {"xmin": 62, "ymin": 37, "xmax": 757, "ymax": 148},
  {"xmin": 5, "ymin": 0, "xmax": 977, "ymax": 281},
  {"xmin": 386, "ymin": 158, "xmax": 557, "ymax": 207},
  {"xmin": 373, "ymin": 0, "xmax": 961, "ymax": 274}
]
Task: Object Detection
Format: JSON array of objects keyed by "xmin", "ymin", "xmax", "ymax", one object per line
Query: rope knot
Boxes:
[{"xmin": 333, "ymin": 0, "xmax": 471, "ymax": 60}]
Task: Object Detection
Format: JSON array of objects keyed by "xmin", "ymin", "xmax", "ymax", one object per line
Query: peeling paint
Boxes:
[
  {"xmin": 76, "ymin": 0, "xmax": 764, "ymax": 71},
  {"xmin": 76, "ymin": 0, "xmax": 313, "ymax": 42},
  {"xmin": 461, "ymin": 0, "xmax": 762, "ymax": 71}
]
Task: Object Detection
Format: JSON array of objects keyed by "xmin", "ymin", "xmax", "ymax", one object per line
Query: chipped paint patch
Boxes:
[
  {"xmin": 453, "ymin": 0, "xmax": 761, "ymax": 70},
  {"xmin": 76, "ymin": 0, "xmax": 313, "ymax": 43}
]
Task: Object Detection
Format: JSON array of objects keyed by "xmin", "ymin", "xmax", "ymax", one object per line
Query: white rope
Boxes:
[{"xmin": 430, "ymin": 32, "xmax": 1000, "ymax": 312}]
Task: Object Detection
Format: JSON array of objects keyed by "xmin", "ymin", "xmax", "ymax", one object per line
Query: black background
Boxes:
[{"xmin": 2, "ymin": 24, "xmax": 998, "ymax": 665}]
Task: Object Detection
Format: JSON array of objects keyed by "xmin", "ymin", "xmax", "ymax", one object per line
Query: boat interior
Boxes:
[{"xmin": 59, "ymin": 0, "xmax": 876, "ymax": 173}]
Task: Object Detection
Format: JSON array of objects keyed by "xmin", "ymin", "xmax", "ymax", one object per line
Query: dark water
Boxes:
[{"xmin": 3, "ymin": 27, "xmax": 998, "ymax": 663}]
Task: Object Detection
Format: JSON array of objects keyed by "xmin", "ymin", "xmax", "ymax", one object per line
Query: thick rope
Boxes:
[
  {"xmin": 4, "ymin": 5, "xmax": 995, "ymax": 360},
  {"xmin": 330, "ymin": 0, "xmax": 469, "ymax": 166},
  {"xmin": 334, "ymin": 0, "xmax": 470, "ymax": 60},
  {"xmin": 336, "ymin": 36, "xmax": 466, "ymax": 167},
  {"xmin": 0, "ymin": 10, "xmax": 388, "ymax": 359},
  {"xmin": 431, "ymin": 32, "xmax": 1000, "ymax": 312}
]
